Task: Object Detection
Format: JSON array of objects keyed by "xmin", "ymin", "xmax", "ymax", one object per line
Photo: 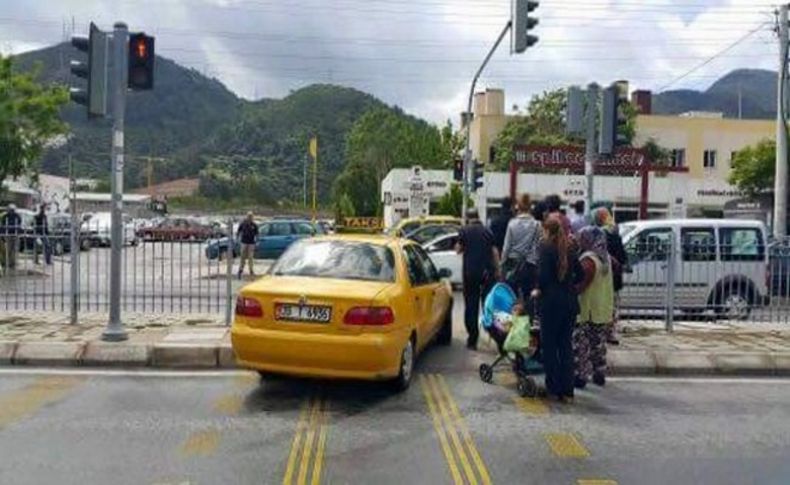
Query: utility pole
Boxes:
[
  {"xmin": 775, "ymin": 4, "xmax": 789, "ymax": 239},
  {"xmin": 103, "ymin": 22, "xmax": 129, "ymax": 342},
  {"xmin": 585, "ymin": 83, "xmax": 599, "ymax": 215}
]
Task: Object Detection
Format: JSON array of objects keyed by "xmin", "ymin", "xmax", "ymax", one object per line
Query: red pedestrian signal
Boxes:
[{"xmin": 128, "ymin": 32, "xmax": 154, "ymax": 90}]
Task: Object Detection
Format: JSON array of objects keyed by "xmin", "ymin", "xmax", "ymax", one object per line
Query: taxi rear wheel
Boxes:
[{"xmin": 390, "ymin": 335, "xmax": 415, "ymax": 392}]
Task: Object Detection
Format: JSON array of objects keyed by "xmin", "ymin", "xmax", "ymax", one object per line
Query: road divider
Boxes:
[
  {"xmin": 420, "ymin": 373, "xmax": 492, "ymax": 485},
  {"xmin": 283, "ymin": 395, "xmax": 329, "ymax": 485}
]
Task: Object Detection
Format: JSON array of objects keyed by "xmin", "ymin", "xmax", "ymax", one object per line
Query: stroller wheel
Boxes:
[
  {"xmin": 479, "ymin": 363, "xmax": 494, "ymax": 383},
  {"xmin": 517, "ymin": 376, "xmax": 538, "ymax": 398}
]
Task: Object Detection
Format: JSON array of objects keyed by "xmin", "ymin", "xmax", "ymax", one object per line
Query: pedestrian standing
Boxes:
[
  {"xmin": 544, "ymin": 194, "xmax": 572, "ymax": 235},
  {"xmin": 1, "ymin": 204, "xmax": 22, "ymax": 271},
  {"xmin": 33, "ymin": 205, "xmax": 52, "ymax": 265},
  {"xmin": 501, "ymin": 194, "xmax": 542, "ymax": 303},
  {"xmin": 489, "ymin": 197, "xmax": 513, "ymax": 255},
  {"xmin": 456, "ymin": 210, "xmax": 500, "ymax": 350},
  {"xmin": 533, "ymin": 215, "xmax": 582, "ymax": 403},
  {"xmin": 237, "ymin": 212, "xmax": 259, "ymax": 278},
  {"xmin": 573, "ymin": 226, "xmax": 615, "ymax": 388},
  {"xmin": 593, "ymin": 207, "xmax": 627, "ymax": 345},
  {"xmin": 569, "ymin": 200, "xmax": 587, "ymax": 234}
]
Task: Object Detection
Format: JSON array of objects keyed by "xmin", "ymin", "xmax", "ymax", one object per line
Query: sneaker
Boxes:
[
  {"xmin": 593, "ymin": 372, "xmax": 606, "ymax": 387},
  {"xmin": 574, "ymin": 377, "xmax": 587, "ymax": 390}
]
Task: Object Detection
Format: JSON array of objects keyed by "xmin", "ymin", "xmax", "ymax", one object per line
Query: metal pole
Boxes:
[
  {"xmin": 775, "ymin": 4, "xmax": 789, "ymax": 239},
  {"xmin": 303, "ymin": 154, "xmax": 308, "ymax": 208},
  {"xmin": 312, "ymin": 140, "xmax": 318, "ymax": 222},
  {"xmin": 69, "ymin": 154, "xmax": 79, "ymax": 325},
  {"xmin": 225, "ymin": 219, "xmax": 233, "ymax": 327},
  {"xmin": 665, "ymin": 234, "xmax": 676, "ymax": 333},
  {"xmin": 103, "ymin": 22, "xmax": 129, "ymax": 342},
  {"xmin": 462, "ymin": 20, "xmax": 512, "ymax": 224},
  {"xmin": 585, "ymin": 83, "xmax": 600, "ymax": 215}
]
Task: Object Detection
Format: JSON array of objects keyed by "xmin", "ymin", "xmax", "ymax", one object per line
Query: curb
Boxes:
[{"xmin": 609, "ymin": 349, "xmax": 790, "ymax": 377}]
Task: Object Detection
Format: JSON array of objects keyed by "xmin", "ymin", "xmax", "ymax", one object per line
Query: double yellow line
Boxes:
[
  {"xmin": 420, "ymin": 374, "xmax": 492, "ymax": 485},
  {"xmin": 283, "ymin": 395, "xmax": 329, "ymax": 485}
]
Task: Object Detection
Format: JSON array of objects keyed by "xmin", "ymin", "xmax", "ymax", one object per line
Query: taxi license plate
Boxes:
[{"xmin": 276, "ymin": 304, "xmax": 332, "ymax": 323}]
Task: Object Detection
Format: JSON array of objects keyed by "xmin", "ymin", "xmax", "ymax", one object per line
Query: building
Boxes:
[
  {"xmin": 73, "ymin": 193, "xmax": 152, "ymax": 218},
  {"xmin": 131, "ymin": 177, "xmax": 199, "ymax": 198}
]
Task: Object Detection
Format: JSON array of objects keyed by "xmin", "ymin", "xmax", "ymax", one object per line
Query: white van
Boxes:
[{"xmin": 618, "ymin": 219, "xmax": 770, "ymax": 320}]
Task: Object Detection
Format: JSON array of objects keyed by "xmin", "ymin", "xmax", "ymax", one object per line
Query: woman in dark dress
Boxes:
[{"xmin": 533, "ymin": 215, "xmax": 583, "ymax": 402}]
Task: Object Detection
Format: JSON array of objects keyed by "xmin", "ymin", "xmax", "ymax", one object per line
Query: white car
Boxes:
[
  {"xmin": 81, "ymin": 212, "xmax": 139, "ymax": 247},
  {"xmin": 423, "ymin": 232, "xmax": 462, "ymax": 286}
]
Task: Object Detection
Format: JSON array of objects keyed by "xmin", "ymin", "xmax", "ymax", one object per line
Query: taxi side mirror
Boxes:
[{"xmin": 438, "ymin": 268, "xmax": 452, "ymax": 279}]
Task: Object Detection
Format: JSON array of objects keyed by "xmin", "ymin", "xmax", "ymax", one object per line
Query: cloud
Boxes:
[{"xmin": 0, "ymin": 0, "xmax": 777, "ymax": 123}]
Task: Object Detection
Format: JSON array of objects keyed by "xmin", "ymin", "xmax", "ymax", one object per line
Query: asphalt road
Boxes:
[{"xmin": 1, "ymin": 343, "xmax": 790, "ymax": 484}]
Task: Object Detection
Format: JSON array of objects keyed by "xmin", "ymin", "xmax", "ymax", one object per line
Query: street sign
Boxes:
[{"xmin": 513, "ymin": 145, "xmax": 646, "ymax": 173}]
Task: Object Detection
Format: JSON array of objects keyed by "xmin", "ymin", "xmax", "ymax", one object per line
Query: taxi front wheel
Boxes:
[{"xmin": 390, "ymin": 336, "xmax": 415, "ymax": 392}]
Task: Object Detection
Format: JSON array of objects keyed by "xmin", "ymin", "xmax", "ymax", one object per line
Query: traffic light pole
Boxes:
[
  {"xmin": 462, "ymin": 20, "xmax": 512, "ymax": 225},
  {"xmin": 103, "ymin": 22, "xmax": 129, "ymax": 342},
  {"xmin": 775, "ymin": 4, "xmax": 789, "ymax": 238},
  {"xmin": 584, "ymin": 83, "xmax": 599, "ymax": 216}
]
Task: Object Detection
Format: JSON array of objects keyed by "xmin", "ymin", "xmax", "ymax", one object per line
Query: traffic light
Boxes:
[
  {"xmin": 599, "ymin": 82, "xmax": 630, "ymax": 156},
  {"xmin": 452, "ymin": 158, "xmax": 464, "ymax": 182},
  {"xmin": 128, "ymin": 32, "xmax": 155, "ymax": 90},
  {"xmin": 512, "ymin": 0, "xmax": 539, "ymax": 54},
  {"xmin": 70, "ymin": 22, "xmax": 108, "ymax": 117},
  {"xmin": 473, "ymin": 160, "xmax": 484, "ymax": 191}
]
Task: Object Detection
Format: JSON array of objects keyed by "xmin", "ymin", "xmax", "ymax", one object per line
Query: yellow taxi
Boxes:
[
  {"xmin": 231, "ymin": 234, "xmax": 454, "ymax": 390},
  {"xmin": 388, "ymin": 216, "xmax": 461, "ymax": 237}
]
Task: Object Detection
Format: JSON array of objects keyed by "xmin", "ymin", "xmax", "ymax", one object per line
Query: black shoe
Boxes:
[
  {"xmin": 466, "ymin": 341, "xmax": 477, "ymax": 351},
  {"xmin": 574, "ymin": 377, "xmax": 587, "ymax": 390},
  {"xmin": 607, "ymin": 338, "xmax": 620, "ymax": 346},
  {"xmin": 593, "ymin": 372, "xmax": 606, "ymax": 387}
]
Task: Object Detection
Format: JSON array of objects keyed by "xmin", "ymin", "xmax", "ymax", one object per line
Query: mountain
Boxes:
[
  {"xmin": 653, "ymin": 69, "xmax": 777, "ymax": 119},
  {"xmin": 12, "ymin": 42, "xmax": 242, "ymax": 186}
]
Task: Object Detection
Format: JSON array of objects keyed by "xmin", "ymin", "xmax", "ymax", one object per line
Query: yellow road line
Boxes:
[
  {"xmin": 577, "ymin": 480, "xmax": 618, "ymax": 485},
  {"xmin": 283, "ymin": 395, "xmax": 329, "ymax": 485},
  {"xmin": 435, "ymin": 375, "xmax": 493, "ymax": 485},
  {"xmin": 427, "ymin": 374, "xmax": 477, "ymax": 485},
  {"xmin": 419, "ymin": 375, "xmax": 464, "ymax": 485},
  {"xmin": 544, "ymin": 433, "xmax": 590, "ymax": 458},
  {"xmin": 179, "ymin": 429, "xmax": 221, "ymax": 456},
  {"xmin": 213, "ymin": 394, "xmax": 245, "ymax": 416},
  {"xmin": 512, "ymin": 396, "xmax": 550, "ymax": 416},
  {"xmin": 0, "ymin": 376, "xmax": 80, "ymax": 429},
  {"xmin": 311, "ymin": 400, "xmax": 329, "ymax": 485},
  {"xmin": 283, "ymin": 401, "xmax": 311, "ymax": 485}
]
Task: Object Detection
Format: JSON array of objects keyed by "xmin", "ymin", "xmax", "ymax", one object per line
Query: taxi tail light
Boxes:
[
  {"xmin": 235, "ymin": 296, "xmax": 263, "ymax": 318},
  {"xmin": 344, "ymin": 306, "xmax": 394, "ymax": 326}
]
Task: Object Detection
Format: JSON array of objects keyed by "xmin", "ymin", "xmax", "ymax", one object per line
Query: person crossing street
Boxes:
[{"xmin": 237, "ymin": 212, "xmax": 259, "ymax": 279}]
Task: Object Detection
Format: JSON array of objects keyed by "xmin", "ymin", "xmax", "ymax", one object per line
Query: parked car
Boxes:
[
  {"xmin": 423, "ymin": 232, "xmax": 462, "ymax": 286},
  {"xmin": 406, "ymin": 224, "xmax": 460, "ymax": 245},
  {"xmin": 136, "ymin": 217, "xmax": 222, "ymax": 242},
  {"xmin": 47, "ymin": 214, "xmax": 92, "ymax": 254},
  {"xmin": 619, "ymin": 219, "xmax": 770, "ymax": 320},
  {"xmin": 387, "ymin": 216, "xmax": 461, "ymax": 237},
  {"xmin": 81, "ymin": 212, "xmax": 139, "ymax": 247},
  {"xmin": 205, "ymin": 219, "xmax": 324, "ymax": 260}
]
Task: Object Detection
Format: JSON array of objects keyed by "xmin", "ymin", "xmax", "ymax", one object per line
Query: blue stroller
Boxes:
[{"xmin": 478, "ymin": 283, "xmax": 543, "ymax": 397}]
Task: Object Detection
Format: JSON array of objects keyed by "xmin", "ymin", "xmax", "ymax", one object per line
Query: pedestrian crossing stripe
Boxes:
[{"xmin": 545, "ymin": 433, "xmax": 591, "ymax": 458}]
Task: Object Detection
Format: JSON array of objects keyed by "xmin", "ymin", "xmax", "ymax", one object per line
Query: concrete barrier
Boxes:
[
  {"xmin": 217, "ymin": 344, "xmax": 237, "ymax": 369},
  {"xmin": 14, "ymin": 342, "xmax": 86, "ymax": 366},
  {"xmin": 712, "ymin": 353, "xmax": 775, "ymax": 375},
  {"xmin": 654, "ymin": 351, "xmax": 715, "ymax": 375},
  {"xmin": 151, "ymin": 343, "xmax": 217, "ymax": 368},
  {"xmin": 0, "ymin": 340, "xmax": 17, "ymax": 365},
  {"xmin": 83, "ymin": 342, "xmax": 151, "ymax": 367},
  {"xmin": 609, "ymin": 350, "xmax": 657, "ymax": 375}
]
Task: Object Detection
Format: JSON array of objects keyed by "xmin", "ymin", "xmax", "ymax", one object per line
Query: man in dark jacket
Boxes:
[
  {"xmin": 1, "ymin": 204, "xmax": 22, "ymax": 270},
  {"xmin": 33, "ymin": 205, "xmax": 51, "ymax": 265},
  {"xmin": 237, "ymin": 212, "xmax": 259, "ymax": 278},
  {"xmin": 488, "ymin": 197, "xmax": 513, "ymax": 254},
  {"xmin": 456, "ymin": 210, "xmax": 500, "ymax": 350}
]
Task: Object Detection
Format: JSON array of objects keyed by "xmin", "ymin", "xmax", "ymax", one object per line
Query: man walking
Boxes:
[
  {"xmin": 33, "ymin": 205, "xmax": 51, "ymax": 265},
  {"xmin": 1, "ymin": 204, "xmax": 22, "ymax": 271},
  {"xmin": 237, "ymin": 212, "xmax": 259, "ymax": 279},
  {"xmin": 456, "ymin": 210, "xmax": 500, "ymax": 350}
]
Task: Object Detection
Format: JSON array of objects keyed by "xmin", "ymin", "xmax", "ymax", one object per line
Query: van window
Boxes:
[
  {"xmin": 681, "ymin": 228, "xmax": 716, "ymax": 262},
  {"xmin": 720, "ymin": 227, "xmax": 764, "ymax": 261},
  {"xmin": 625, "ymin": 228, "xmax": 672, "ymax": 264}
]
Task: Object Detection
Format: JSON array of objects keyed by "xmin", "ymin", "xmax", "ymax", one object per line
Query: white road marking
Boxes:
[{"xmin": 0, "ymin": 368, "xmax": 253, "ymax": 378}]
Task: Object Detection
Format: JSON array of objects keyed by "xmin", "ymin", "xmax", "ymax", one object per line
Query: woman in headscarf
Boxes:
[
  {"xmin": 593, "ymin": 207, "xmax": 627, "ymax": 345},
  {"xmin": 573, "ymin": 226, "xmax": 615, "ymax": 388}
]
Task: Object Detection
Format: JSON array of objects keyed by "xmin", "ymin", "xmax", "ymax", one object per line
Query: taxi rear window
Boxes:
[{"xmin": 271, "ymin": 240, "xmax": 395, "ymax": 282}]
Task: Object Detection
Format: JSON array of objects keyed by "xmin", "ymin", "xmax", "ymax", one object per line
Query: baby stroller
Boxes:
[{"xmin": 478, "ymin": 283, "xmax": 543, "ymax": 397}]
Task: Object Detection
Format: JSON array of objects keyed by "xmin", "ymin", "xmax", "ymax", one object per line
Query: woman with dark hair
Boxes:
[
  {"xmin": 532, "ymin": 215, "xmax": 582, "ymax": 402},
  {"xmin": 574, "ymin": 226, "xmax": 615, "ymax": 388},
  {"xmin": 544, "ymin": 194, "xmax": 572, "ymax": 235}
]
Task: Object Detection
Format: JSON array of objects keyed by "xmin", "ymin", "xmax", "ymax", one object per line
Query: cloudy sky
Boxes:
[{"xmin": 0, "ymin": 0, "xmax": 779, "ymax": 123}]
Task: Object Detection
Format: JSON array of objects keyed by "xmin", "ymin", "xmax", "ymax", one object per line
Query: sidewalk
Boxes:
[{"xmin": 2, "ymin": 312, "xmax": 790, "ymax": 375}]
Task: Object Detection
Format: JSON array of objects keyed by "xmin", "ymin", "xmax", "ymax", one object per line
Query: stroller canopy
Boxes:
[{"xmin": 481, "ymin": 283, "xmax": 517, "ymax": 329}]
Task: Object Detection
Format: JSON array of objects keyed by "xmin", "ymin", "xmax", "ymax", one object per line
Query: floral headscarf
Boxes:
[
  {"xmin": 578, "ymin": 226, "xmax": 610, "ymax": 274},
  {"xmin": 593, "ymin": 207, "xmax": 615, "ymax": 231}
]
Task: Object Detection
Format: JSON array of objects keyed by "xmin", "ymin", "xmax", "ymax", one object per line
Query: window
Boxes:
[
  {"xmin": 258, "ymin": 224, "xmax": 271, "ymax": 237},
  {"xmin": 703, "ymin": 150, "xmax": 717, "ymax": 169},
  {"xmin": 292, "ymin": 222, "xmax": 316, "ymax": 235},
  {"xmin": 681, "ymin": 228, "xmax": 716, "ymax": 262},
  {"xmin": 626, "ymin": 228, "xmax": 672, "ymax": 264},
  {"xmin": 269, "ymin": 222, "xmax": 291, "ymax": 236},
  {"xmin": 720, "ymin": 227, "xmax": 764, "ymax": 261},
  {"xmin": 671, "ymin": 149, "xmax": 686, "ymax": 168},
  {"xmin": 271, "ymin": 240, "xmax": 395, "ymax": 282},
  {"xmin": 403, "ymin": 246, "xmax": 429, "ymax": 286},
  {"xmin": 412, "ymin": 245, "xmax": 440, "ymax": 283},
  {"xmin": 428, "ymin": 235, "xmax": 458, "ymax": 253}
]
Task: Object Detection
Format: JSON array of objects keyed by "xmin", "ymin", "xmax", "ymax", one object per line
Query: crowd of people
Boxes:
[{"xmin": 456, "ymin": 195, "xmax": 628, "ymax": 404}]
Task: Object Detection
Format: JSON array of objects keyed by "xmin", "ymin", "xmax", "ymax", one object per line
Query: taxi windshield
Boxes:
[{"xmin": 271, "ymin": 240, "xmax": 396, "ymax": 282}]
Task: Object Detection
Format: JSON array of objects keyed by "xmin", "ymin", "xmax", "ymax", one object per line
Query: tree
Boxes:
[
  {"xmin": 434, "ymin": 184, "xmax": 466, "ymax": 217},
  {"xmin": 728, "ymin": 139, "xmax": 775, "ymax": 196},
  {"xmin": 0, "ymin": 55, "xmax": 68, "ymax": 185}
]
